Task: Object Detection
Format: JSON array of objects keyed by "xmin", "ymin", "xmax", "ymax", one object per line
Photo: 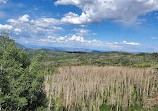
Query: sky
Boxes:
[{"xmin": 0, "ymin": 0, "xmax": 158, "ymax": 52}]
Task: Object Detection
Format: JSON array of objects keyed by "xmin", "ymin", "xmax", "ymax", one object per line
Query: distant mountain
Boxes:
[
  {"xmin": 16, "ymin": 43, "xmax": 28, "ymax": 50},
  {"xmin": 14, "ymin": 44, "xmax": 151, "ymax": 54},
  {"xmin": 91, "ymin": 50, "xmax": 102, "ymax": 53},
  {"xmin": 23, "ymin": 44, "xmax": 102, "ymax": 52},
  {"xmin": 0, "ymin": 36, "xmax": 27, "ymax": 50}
]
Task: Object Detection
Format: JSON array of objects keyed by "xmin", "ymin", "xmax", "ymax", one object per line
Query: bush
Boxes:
[
  {"xmin": 136, "ymin": 62, "xmax": 151, "ymax": 67},
  {"xmin": 0, "ymin": 32, "xmax": 46, "ymax": 110}
]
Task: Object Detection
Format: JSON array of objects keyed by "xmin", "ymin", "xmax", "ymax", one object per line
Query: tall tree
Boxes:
[{"xmin": 0, "ymin": 32, "xmax": 46, "ymax": 111}]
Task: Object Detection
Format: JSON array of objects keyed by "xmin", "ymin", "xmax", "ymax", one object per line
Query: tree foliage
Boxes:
[{"xmin": 0, "ymin": 32, "xmax": 46, "ymax": 111}]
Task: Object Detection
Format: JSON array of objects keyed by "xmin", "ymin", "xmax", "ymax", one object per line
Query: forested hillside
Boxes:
[{"xmin": 27, "ymin": 48, "xmax": 158, "ymax": 70}]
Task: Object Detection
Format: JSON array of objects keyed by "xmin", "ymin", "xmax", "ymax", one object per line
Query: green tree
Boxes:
[{"xmin": 0, "ymin": 32, "xmax": 46, "ymax": 110}]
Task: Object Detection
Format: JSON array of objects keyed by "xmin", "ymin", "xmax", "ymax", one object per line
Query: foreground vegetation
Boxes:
[
  {"xmin": 0, "ymin": 32, "xmax": 158, "ymax": 110},
  {"xmin": 0, "ymin": 32, "xmax": 47, "ymax": 110},
  {"xmin": 45, "ymin": 66, "xmax": 158, "ymax": 111}
]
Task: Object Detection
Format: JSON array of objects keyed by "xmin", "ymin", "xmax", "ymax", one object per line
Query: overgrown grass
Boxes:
[
  {"xmin": 29, "ymin": 49, "xmax": 158, "ymax": 110},
  {"xmin": 44, "ymin": 66, "xmax": 158, "ymax": 111}
]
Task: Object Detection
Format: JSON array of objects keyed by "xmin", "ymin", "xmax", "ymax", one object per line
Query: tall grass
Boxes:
[{"xmin": 45, "ymin": 66, "xmax": 158, "ymax": 111}]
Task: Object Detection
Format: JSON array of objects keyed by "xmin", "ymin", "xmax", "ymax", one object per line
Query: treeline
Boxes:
[
  {"xmin": 0, "ymin": 32, "xmax": 47, "ymax": 110},
  {"xmin": 29, "ymin": 49, "xmax": 158, "ymax": 69}
]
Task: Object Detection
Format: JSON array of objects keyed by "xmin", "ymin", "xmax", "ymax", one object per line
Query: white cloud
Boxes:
[
  {"xmin": 6, "ymin": 14, "xmax": 63, "ymax": 43},
  {"xmin": 14, "ymin": 28, "xmax": 22, "ymax": 35},
  {"xmin": 61, "ymin": 12, "xmax": 92, "ymax": 25},
  {"xmin": 55, "ymin": 0, "xmax": 158, "ymax": 25},
  {"xmin": 69, "ymin": 35, "xmax": 85, "ymax": 42},
  {"xmin": 41, "ymin": 18, "xmax": 61, "ymax": 24},
  {"xmin": 55, "ymin": 0, "xmax": 80, "ymax": 5},
  {"xmin": 122, "ymin": 41, "xmax": 141, "ymax": 45},
  {"xmin": 39, "ymin": 34, "xmax": 122, "ymax": 50},
  {"xmin": 18, "ymin": 14, "xmax": 30, "ymax": 22},
  {"xmin": 2, "ymin": 14, "xmax": 145, "ymax": 51},
  {"xmin": 7, "ymin": 14, "xmax": 30, "ymax": 23},
  {"xmin": 40, "ymin": 35, "xmax": 67, "ymax": 43},
  {"xmin": 74, "ymin": 28, "xmax": 90, "ymax": 36},
  {"xmin": 14, "ymin": 28, "xmax": 21, "ymax": 32},
  {"xmin": 7, "ymin": 14, "xmax": 62, "ymax": 32},
  {"xmin": 7, "ymin": 19, "xmax": 17, "ymax": 23},
  {"xmin": 38, "ymin": 30, "xmax": 144, "ymax": 51},
  {"xmin": 0, "ymin": 24, "xmax": 12, "ymax": 30},
  {"xmin": 0, "ymin": 0, "xmax": 7, "ymax": 4}
]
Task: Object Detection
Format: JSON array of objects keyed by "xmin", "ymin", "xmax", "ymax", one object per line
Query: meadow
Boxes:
[
  {"xmin": 0, "ymin": 33, "xmax": 158, "ymax": 110},
  {"xmin": 45, "ymin": 66, "xmax": 158, "ymax": 111},
  {"xmin": 29, "ymin": 48, "xmax": 158, "ymax": 111},
  {"xmin": 30, "ymin": 49, "xmax": 158, "ymax": 69}
]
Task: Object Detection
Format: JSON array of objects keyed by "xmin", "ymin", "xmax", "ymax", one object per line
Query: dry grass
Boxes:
[{"xmin": 45, "ymin": 66, "xmax": 158, "ymax": 111}]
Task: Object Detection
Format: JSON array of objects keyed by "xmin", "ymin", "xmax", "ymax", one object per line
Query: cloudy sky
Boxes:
[{"xmin": 0, "ymin": 0, "xmax": 158, "ymax": 52}]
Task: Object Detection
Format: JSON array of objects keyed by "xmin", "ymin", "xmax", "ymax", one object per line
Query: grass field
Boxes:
[
  {"xmin": 27, "ymin": 49, "xmax": 158, "ymax": 110},
  {"xmin": 45, "ymin": 66, "xmax": 158, "ymax": 111},
  {"xmin": 28, "ymin": 49, "xmax": 158, "ymax": 69}
]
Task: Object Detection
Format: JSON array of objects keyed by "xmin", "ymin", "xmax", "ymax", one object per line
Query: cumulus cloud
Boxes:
[
  {"xmin": 40, "ymin": 34, "xmax": 143, "ymax": 50},
  {"xmin": 14, "ymin": 28, "xmax": 21, "ymax": 32},
  {"xmin": 55, "ymin": 0, "xmax": 80, "ymax": 5},
  {"xmin": 40, "ymin": 35, "xmax": 85, "ymax": 43},
  {"xmin": 55, "ymin": 0, "xmax": 158, "ymax": 25},
  {"xmin": 5, "ymin": 14, "xmax": 63, "ymax": 43},
  {"xmin": 61, "ymin": 12, "xmax": 92, "ymax": 25},
  {"xmin": 122, "ymin": 41, "xmax": 141, "ymax": 45},
  {"xmin": 7, "ymin": 14, "xmax": 62, "ymax": 33},
  {"xmin": 41, "ymin": 18, "xmax": 61, "ymax": 24},
  {"xmin": 18, "ymin": 14, "xmax": 30, "ymax": 22},
  {"xmin": 39, "ymin": 35, "xmax": 91, "ymax": 44},
  {"xmin": 38, "ymin": 25, "xmax": 141, "ymax": 50},
  {"xmin": 39, "ymin": 34, "xmax": 145, "ymax": 51},
  {"xmin": 0, "ymin": 24, "xmax": 12, "ymax": 30},
  {"xmin": 39, "ymin": 34, "xmax": 123, "ymax": 50},
  {"xmin": 74, "ymin": 28, "xmax": 96, "ymax": 36},
  {"xmin": 69, "ymin": 35, "xmax": 85, "ymax": 42},
  {"xmin": 8, "ymin": 14, "xmax": 30, "ymax": 23},
  {"xmin": 2, "ymin": 14, "xmax": 143, "ymax": 51},
  {"xmin": 74, "ymin": 28, "xmax": 90, "ymax": 36},
  {"xmin": 40, "ymin": 28, "xmax": 97, "ymax": 45}
]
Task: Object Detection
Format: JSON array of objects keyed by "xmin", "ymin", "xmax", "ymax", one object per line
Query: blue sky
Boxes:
[{"xmin": 0, "ymin": 0, "xmax": 158, "ymax": 52}]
